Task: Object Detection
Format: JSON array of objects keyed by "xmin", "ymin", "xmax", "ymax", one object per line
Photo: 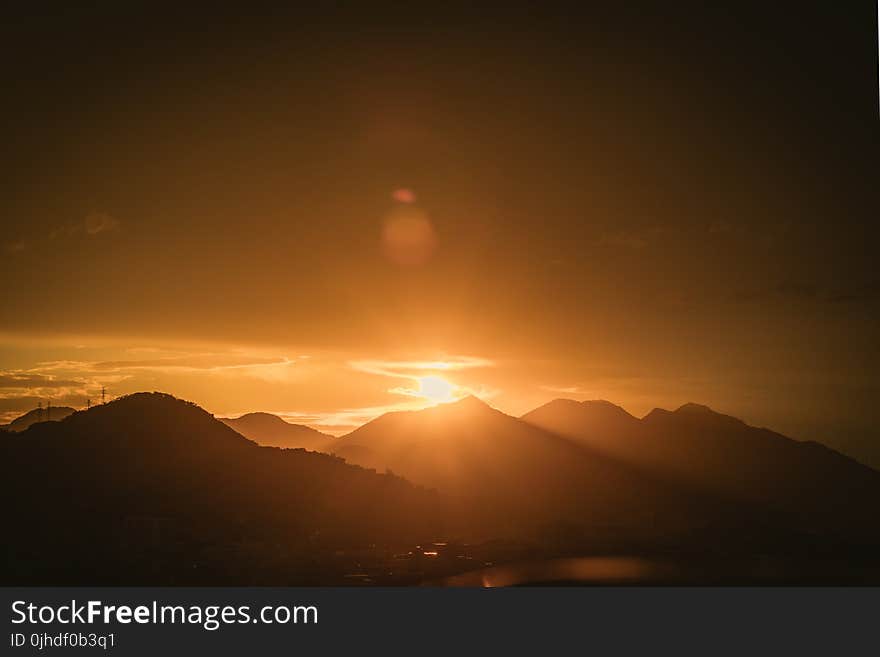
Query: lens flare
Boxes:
[{"xmin": 381, "ymin": 206, "xmax": 437, "ymax": 266}]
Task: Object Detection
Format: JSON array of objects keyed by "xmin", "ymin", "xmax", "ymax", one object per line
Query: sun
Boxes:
[{"xmin": 416, "ymin": 376, "xmax": 457, "ymax": 404}]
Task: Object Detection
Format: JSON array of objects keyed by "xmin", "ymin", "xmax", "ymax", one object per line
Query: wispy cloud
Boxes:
[
  {"xmin": 349, "ymin": 356, "xmax": 494, "ymax": 403},
  {"xmin": 84, "ymin": 212, "xmax": 119, "ymax": 235},
  {"xmin": 0, "ymin": 373, "xmax": 85, "ymax": 389},
  {"xmin": 89, "ymin": 354, "xmax": 292, "ymax": 373},
  {"xmin": 349, "ymin": 356, "xmax": 493, "ymax": 379},
  {"xmin": 0, "ymin": 369, "xmax": 99, "ymax": 421},
  {"xmin": 540, "ymin": 384, "xmax": 587, "ymax": 395},
  {"xmin": 50, "ymin": 212, "xmax": 120, "ymax": 240},
  {"xmin": 0, "ymin": 346, "xmax": 306, "ymax": 422},
  {"xmin": 35, "ymin": 351, "xmax": 296, "ymax": 377}
]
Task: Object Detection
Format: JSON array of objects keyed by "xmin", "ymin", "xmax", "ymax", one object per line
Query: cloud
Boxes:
[
  {"xmin": 349, "ymin": 356, "xmax": 493, "ymax": 379},
  {"xmin": 89, "ymin": 354, "xmax": 291, "ymax": 373},
  {"xmin": 540, "ymin": 384, "xmax": 586, "ymax": 395},
  {"xmin": 0, "ymin": 341, "xmax": 310, "ymax": 423},
  {"xmin": 50, "ymin": 212, "xmax": 120, "ymax": 240},
  {"xmin": 0, "ymin": 373, "xmax": 85, "ymax": 389},
  {"xmin": 84, "ymin": 212, "xmax": 119, "ymax": 235},
  {"xmin": 346, "ymin": 355, "xmax": 496, "ymax": 410},
  {"xmin": 34, "ymin": 352, "xmax": 293, "ymax": 375},
  {"xmin": 31, "ymin": 349, "xmax": 302, "ymax": 390},
  {"xmin": 0, "ymin": 369, "xmax": 98, "ymax": 416}
]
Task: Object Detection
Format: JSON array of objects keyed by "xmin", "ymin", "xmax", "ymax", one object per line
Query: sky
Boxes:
[{"xmin": 1, "ymin": 5, "xmax": 878, "ymax": 465}]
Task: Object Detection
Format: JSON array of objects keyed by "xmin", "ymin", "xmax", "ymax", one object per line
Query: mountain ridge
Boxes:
[
  {"xmin": 220, "ymin": 411, "xmax": 332, "ymax": 450},
  {"xmin": 522, "ymin": 396, "xmax": 880, "ymax": 539},
  {"xmin": 1, "ymin": 406, "xmax": 76, "ymax": 432},
  {"xmin": 3, "ymin": 391, "xmax": 879, "ymax": 585},
  {"xmin": 334, "ymin": 394, "xmax": 794, "ymax": 545}
]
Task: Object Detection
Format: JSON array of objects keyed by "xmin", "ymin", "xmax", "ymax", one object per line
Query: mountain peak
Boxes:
[
  {"xmin": 2, "ymin": 405, "xmax": 77, "ymax": 432},
  {"xmin": 220, "ymin": 411, "xmax": 331, "ymax": 449},
  {"xmin": 226, "ymin": 411, "xmax": 289, "ymax": 425},
  {"xmin": 642, "ymin": 407, "xmax": 671, "ymax": 421},
  {"xmin": 521, "ymin": 398, "xmax": 636, "ymax": 421},
  {"xmin": 540, "ymin": 398, "xmax": 582, "ymax": 409},
  {"xmin": 448, "ymin": 394, "xmax": 491, "ymax": 410},
  {"xmin": 343, "ymin": 393, "xmax": 503, "ymax": 441},
  {"xmin": 17, "ymin": 392, "xmax": 255, "ymax": 454},
  {"xmin": 675, "ymin": 402, "xmax": 716, "ymax": 414},
  {"xmin": 581, "ymin": 399, "xmax": 636, "ymax": 418},
  {"xmin": 427, "ymin": 394, "xmax": 505, "ymax": 421},
  {"xmin": 643, "ymin": 402, "xmax": 746, "ymax": 429},
  {"xmin": 409, "ymin": 394, "xmax": 498, "ymax": 420},
  {"xmin": 643, "ymin": 403, "xmax": 717, "ymax": 421}
]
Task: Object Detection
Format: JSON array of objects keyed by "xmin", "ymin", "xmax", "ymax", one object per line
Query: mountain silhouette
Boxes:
[
  {"xmin": 4, "ymin": 391, "xmax": 879, "ymax": 585},
  {"xmin": 520, "ymin": 399, "xmax": 641, "ymax": 442},
  {"xmin": 522, "ymin": 399, "xmax": 880, "ymax": 540},
  {"xmin": 220, "ymin": 412, "xmax": 332, "ymax": 450},
  {"xmin": 0, "ymin": 393, "xmax": 443, "ymax": 585},
  {"xmin": 1, "ymin": 405, "xmax": 76, "ymax": 432},
  {"xmin": 335, "ymin": 396, "xmax": 780, "ymax": 546}
]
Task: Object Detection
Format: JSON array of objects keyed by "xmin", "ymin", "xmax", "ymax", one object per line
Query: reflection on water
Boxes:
[
  {"xmin": 435, "ymin": 555, "xmax": 880, "ymax": 586},
  {"xmin": 332, "ymin": 539, "xmax": 880, "ymax": 585},
  {"xmin": 441, "ymin": 557, "xmax": 661, "ymax": 587}
]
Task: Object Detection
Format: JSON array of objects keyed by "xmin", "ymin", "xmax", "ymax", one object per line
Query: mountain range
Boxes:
[
  {"xmin": 2, "ymin": 392, "xmax": 879, "ymax": 584},
  {"xmin": 333, "ymin": 395, "xmax": 880, "ymax": 548},
  {"xmin": 522, "ymin": 399, "xmax": 880, "ymax": 539},
  {"xmin": 334, "ymin": 396, "xmax": 711, "ymax": 542}
]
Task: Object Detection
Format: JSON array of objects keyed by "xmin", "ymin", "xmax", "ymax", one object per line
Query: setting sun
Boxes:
[{"xmin": 416, "ymin": 376, "xmax": 457, "ymax": 404}]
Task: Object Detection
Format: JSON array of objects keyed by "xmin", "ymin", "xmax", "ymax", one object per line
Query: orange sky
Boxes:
[{"xmin": 0, "ymin": 6, "xmax": 877, "ymax": 466}]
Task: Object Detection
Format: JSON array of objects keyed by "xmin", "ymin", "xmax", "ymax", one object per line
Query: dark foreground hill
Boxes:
[
  {"xmin": 220, "ymin": 412, "xmax": 333, "ymax": 450},
  {"xmin": 0, "ymin": 393, "xmax": 443, "ymax": 585},
  {"xmin": 1, "ymin": 405, "xmax": 76, "ymax": 432}
]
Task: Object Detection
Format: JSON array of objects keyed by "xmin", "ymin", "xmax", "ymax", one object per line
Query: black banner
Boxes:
[{"xmin": 2, "ymin": 587, "xmax": 877, "ymax": 654}]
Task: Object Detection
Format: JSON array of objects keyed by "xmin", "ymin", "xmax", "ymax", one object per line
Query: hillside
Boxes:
[
  {"xmin": 336, "ymin": 397, "xmax": 780, "ymax": 547},
  {"xmin": 522, "ymin": 399, "xmax": 880, "ymax": 539},
  {"xmin": 1, "ymin": 405, "xmax": 76, "ymax": 432},
  {"xmin": 220, "ymin": 412, "xmax": 333, "ymax": 450},
  {"xmin": 0, "ymin": 393, "xmax": 444, "ymax": 585}
]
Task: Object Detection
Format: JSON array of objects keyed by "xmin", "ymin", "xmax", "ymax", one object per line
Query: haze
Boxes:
[{"xmin": 1, "ymin": 6, "xmax": 877, "ymax": 465}]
